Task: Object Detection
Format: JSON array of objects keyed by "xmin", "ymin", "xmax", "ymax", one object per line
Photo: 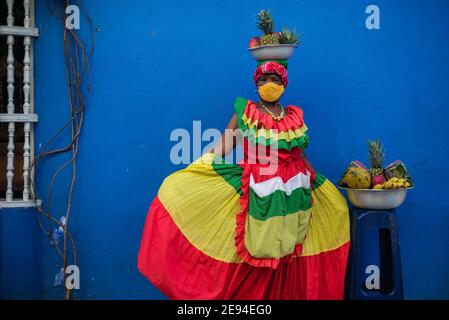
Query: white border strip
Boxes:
[{"xmin": 250, "ymin": 170, "xmax": 311, "ymax": 197}]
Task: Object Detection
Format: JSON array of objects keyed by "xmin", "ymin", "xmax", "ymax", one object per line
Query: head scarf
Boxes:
[{"xmin": 253, "ymin": 61, "xmax": 289, "ymax": 87}]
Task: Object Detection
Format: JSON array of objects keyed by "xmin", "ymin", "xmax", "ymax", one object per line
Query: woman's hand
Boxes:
[{"xmin": 207, "ymin": 114, "xmax": 241, "ymax": 157}]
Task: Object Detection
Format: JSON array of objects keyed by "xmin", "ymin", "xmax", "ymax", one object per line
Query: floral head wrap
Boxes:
[{"xmin": 253, "ymin": 60, "xmax": 289, "ymax": 87}]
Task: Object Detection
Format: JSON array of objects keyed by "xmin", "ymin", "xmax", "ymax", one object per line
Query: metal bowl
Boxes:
[
  {"xmin": 338, "ymin": 187, "xmax": 414, "ymax": 210},
  {"xmin": 248, "ymin": 44, "xmax": 297, "ymax": 61}
]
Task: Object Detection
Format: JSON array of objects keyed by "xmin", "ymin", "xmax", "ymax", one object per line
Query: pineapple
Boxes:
[
  {"xmin": 256, "ymin": 9, "xmax": 279, "ymax": 45},
  {"xmin": 368, "ymin": 139, "xmax": 386, "ymax": 186},
  {"xmin": 278, "ymin": 26, "xmax": 303, "ymax": 45}
]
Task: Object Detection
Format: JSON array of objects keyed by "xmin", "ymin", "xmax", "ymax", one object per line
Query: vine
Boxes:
[{"xmin": 29, "ymin": 0, "xmax": 94, "ymax": 299}]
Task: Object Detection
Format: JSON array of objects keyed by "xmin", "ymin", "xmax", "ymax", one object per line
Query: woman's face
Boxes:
[{"xmin": 256, "ymin": 73, "xmax": 283, "ymax": 87}]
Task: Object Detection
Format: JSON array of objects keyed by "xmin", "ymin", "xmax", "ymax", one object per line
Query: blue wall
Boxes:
[{"xmin": 1, "ymin": 0, "xmax": 448, "ymax": 299}]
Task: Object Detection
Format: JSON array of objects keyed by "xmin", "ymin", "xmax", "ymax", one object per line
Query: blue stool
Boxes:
[{"xmin": 345, "ymin": 207, "xmax": 404, "ymax": 300}]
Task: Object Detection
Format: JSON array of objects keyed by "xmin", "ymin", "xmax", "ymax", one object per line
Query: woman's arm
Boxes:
[{"xmin": 207, "ymin": 114, "xmax": 241, "ymax": 157}]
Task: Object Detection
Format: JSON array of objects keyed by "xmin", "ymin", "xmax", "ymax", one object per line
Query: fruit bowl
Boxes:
[
  {"xmin": 338, "ymin": 187, "xmax": 414, "ymax": 210},
  {"xmin": 248, "ymin": 44, "xmax": 297, "ymax": 61}
]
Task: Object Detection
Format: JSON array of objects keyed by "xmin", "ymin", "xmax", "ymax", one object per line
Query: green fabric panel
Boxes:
[
  {"xmin": 211, "ymin": 155, "xmax": 243, "ymax": 195},
  {"xmin": 249, "ymin": 187, "xmax": 312, "ymax": 221},
  {"xmin": 234, "ymin": 97, "xmax": 248, "ymax": 132},
  {"xmin": 234, "ymin": 97, "xmax": 247, "ymax": 119},
  {"xmin": 312, "ymin": 172, "xmax": 327, "ymax": 189},
  {"xmin": 244, "ymin": 129, "xmax": 311, "ymax": 150}
]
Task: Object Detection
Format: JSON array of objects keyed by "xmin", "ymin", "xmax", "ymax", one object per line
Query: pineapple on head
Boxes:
[
  {"xmin": 368, "ymin": 139, "xmax": 386, "ymax": 186},
  {"xmin": 278, "ymin": 26, "xmax": 303, "ymax": 46},
  {"xmin": 256, "ymin": 9, "xmax": 279, "ymax": 46}
]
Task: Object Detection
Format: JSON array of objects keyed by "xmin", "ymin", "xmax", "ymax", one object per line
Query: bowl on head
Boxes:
[{"xmin": 249, "ymin": 44, "xmax": 297, "ymax": 61}]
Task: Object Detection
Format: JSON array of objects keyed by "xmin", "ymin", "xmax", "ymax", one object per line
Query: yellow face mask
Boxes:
[{"xmin": 257, "ymin": 82, "xmax": 285, "ymax": 102}]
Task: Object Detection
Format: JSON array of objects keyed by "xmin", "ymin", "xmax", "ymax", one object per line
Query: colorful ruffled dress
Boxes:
[{"xmin": 137, "ymin": 97, "xmax": 350, "ymax": 300}]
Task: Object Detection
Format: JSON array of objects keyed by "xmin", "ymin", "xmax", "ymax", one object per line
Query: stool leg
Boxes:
[
  {"xmin": 389, "ymin": 215, "xmax": 404, "ymax": 299},
  {"xmin": 345, "ymin": 208, "xmax": 404, "ymax": 300}
]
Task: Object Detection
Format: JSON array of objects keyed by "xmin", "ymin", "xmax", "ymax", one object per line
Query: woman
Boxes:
[{"xmin": 137, "ymin": 60, "xmax": 350, "ymax": 300}]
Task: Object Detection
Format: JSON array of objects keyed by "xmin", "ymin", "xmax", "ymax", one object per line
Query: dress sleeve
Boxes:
[{"xmin": 233, "ymin": 97, "xmax": 248, "ymax": 131}]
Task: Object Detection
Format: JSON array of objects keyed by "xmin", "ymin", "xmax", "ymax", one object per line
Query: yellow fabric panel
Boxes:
[
  {"xmin": 301, "ymin": 179, "xmax": 350, "ymax": 256},
  {"xmin": 158, "ymin": 154, "xmax": 243, "ymax": 263},
  {"xmin": 244, "ymin": 210, "xmax": 312, "ymax": 258},
  {"xmin": 242, "ymin": 114, "xmax": 308, "ymax": 142}
]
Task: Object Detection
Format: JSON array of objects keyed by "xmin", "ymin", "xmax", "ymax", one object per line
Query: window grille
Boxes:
[{"xmin": 0, "ymin": 0, "xmax": 39, "ymax": 207}]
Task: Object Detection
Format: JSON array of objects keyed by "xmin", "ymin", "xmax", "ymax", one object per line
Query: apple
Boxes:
[{"xmin": 248, "ymin": 37, "xmax": 260, "ymax": 48}]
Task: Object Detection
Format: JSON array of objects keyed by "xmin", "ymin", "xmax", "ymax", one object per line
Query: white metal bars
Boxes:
[{"xmin": 0, "ymin": 0, "xmax": 39, "ymax": 205}]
